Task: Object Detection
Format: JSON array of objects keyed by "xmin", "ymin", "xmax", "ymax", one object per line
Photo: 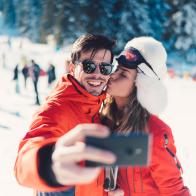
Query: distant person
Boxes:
[
  {"xmin": 193, "ymin": 73, "xmax": 196, "ymax": 81},
  {"xmin": 47, "ymin": 63, "xmax": 56, "ymax": 87},
  {"xmin": 21, "ymin": 64, "xmax": 29, "ymax": 88},
  {"xmin": 19, "ymin": 39, "xmax": 23, "ymax": 49},
  {"xmin": 7, "ymin": 37, "xmax": 12, "ymax": 49},
  {"xmin": 20, "ymin": 55, "xmax": 29, "ymax": 88},
  {"xmin": 1, "ymin": 53, "xmax": 6, "ymax": 68},
  {"xmin": 13, "ymin": 64, "xmax": 20, "ymax": 94},
  {"xmin": 29, "ymin": 60, "xmax": 41, "ymax": 105}
]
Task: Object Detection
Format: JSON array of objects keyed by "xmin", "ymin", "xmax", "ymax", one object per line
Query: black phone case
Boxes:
[{"xmin": 85, "ymin": 133, "xmax": 151, "ymax": 167}]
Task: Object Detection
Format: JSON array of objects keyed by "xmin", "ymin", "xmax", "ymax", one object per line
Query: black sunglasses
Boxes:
[
  {"xmin": 116, "ymin": 47, "xmax": 159, "ymax": 78},
  {"xmin": 79, "ymin": 59, "xmax": 114, "ymax": 76}
]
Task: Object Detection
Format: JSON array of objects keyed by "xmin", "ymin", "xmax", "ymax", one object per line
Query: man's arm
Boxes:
[
  {"xmin": 14, "ymin": 101, "xmax": 76, "ymax": 191},
  {"xmin": 14, "ymin": 110, "xmax": 116, "ymax": 192},
  {"xmin": 14, "ymin": 113, "xmax": 68, "ymax": 192}
]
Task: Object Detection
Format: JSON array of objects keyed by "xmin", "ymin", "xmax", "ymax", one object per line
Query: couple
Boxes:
[{"xmin": 14, "ymin": 34, "xmax": 190, "ymax": 196}]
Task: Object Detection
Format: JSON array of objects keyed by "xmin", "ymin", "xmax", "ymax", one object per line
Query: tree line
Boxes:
[{"xmin": 1, "ymin": 0, "xmax": 195, "ymax": 62}]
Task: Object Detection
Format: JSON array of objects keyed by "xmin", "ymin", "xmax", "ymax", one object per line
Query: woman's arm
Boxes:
[{"xmin": 150, "ymin": 128, "xmax": 191, "ymax": 196}]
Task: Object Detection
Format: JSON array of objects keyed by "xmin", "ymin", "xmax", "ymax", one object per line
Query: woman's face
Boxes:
[{"xmin": 107, "ymin": 65, "xmax": 137, "ymax": 97}]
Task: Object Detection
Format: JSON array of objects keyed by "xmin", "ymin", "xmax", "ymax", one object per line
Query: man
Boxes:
[
  {"xmin": 14, "ymin": 34, "xmax": 116, "ymax": 196},
  {"xmin": 47, "ymin": 63, "xmax": 56, "ymax": 87},
  {"xmin": 13, "ymin": 64, "xmax": 20, "ymax": 94}
]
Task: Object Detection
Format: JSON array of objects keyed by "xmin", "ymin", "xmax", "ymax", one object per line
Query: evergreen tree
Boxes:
[
  {"xmin": 148, "ymin": 0, "xmax": 169, "ymax": 41},
  {"xmin": 100, "ymin": 0, "xmax": 126, "ymax": 51},
  {"xmin": 114, "ymin": 0, "xmax": 152, "ymax": 50},
  {"xmin": 40, "ymin": 0, "xmax": 55, "ymax": 42},
  {"xmin": 14, "ymin": 0, "xmax": 31, "ymax": 35},
  {"xmin": 29, "ymin": 0, "xmax": 41, "ymax": 42},
  {"xmin": 0, "ymin": 0, "xmax": 4, "ymax": 11},
  {"xmin": 53, "ymin": 0, "xmax": 77, "ymax": 45},
  {"xmin": 2, "ymin": 0, "xmax": 16, "ymax": 27},
  {"xmin": 78, "ymin": 0, "xmax": 106, "ymax": 34},
  {"xmin": 164, "ymin": 0, "xmax": 196, "ymax": 62}
]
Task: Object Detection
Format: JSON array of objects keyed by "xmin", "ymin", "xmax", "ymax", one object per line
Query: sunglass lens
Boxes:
[
  {"xmin": 82, "ymin": 60, "xmax": 96, "ymax": 74},
  {"xmin": 100, "ymin": 63, "xmax": 113, "ymax": 75}
]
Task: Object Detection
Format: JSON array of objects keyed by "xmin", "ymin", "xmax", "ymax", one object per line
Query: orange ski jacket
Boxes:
[
  {"xmin": 14, "ymin": 74, "xmax": 106, "ymax": 194},
  {"xmin": 74, "ymin": 115, "xmax": 191, "ymax": 196},
  {"xmin": 115, "ymin": 115, "xmax": 191, "ymax": 196}
]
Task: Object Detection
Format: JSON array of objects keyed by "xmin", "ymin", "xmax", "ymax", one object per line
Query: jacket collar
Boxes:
[
  {"xmin": 50, "ymin": 74, "xmax": 106, "ymax": 116},
  {"xmin": 67, "ymin": 74, "xmax": 106, "ymax": 101}
]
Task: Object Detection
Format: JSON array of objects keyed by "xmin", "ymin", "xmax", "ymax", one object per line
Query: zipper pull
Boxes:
[{"xmin": 164, "ymin": 133, "xmax": 168, "ymax": 147}]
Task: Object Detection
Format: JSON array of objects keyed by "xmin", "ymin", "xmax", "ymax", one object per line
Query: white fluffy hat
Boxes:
[{"xmin": 123, "ymin": 36, "xmax": 168, "ymax": 115}]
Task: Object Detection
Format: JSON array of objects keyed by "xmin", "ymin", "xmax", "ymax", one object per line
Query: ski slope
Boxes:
[{"xmin": 0, "ymin": 36, "xmax": 195, "ymax": 195}]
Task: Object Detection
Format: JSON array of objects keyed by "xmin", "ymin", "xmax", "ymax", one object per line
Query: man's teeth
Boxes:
[{"xmin": 88, "ymin": 81, "xmax": 102, "ymax": 86}]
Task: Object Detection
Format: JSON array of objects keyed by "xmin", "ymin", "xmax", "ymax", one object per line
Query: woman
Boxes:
[{"xmin": 102, "ymin": 37, "xmax": 191, "ymax": 196}]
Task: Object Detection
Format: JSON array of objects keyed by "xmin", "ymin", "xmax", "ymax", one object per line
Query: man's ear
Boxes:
[{"xmin": 69, "ymin": 62, "xmax": 75, "ymax": 75}]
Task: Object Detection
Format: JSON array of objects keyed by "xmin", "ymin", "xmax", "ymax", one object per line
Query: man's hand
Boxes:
[
  {"xmin": 108, "ymin": 189, "xmax": 124, "ymax": 196},
  {"xmin": 52, "ymin": 124, "xmax": 116, "ymax": 185}
]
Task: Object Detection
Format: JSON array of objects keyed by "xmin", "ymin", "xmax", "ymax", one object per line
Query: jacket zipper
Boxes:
[
  {"xmin": 163, "ymin": 134, "xmax": 183, "ymax": 173},
  {"xmin": 132, "ymin": 168, "xmax": 135, "ymax": 193},
  {"xmin": 126, "ymin": 168, "xmax": 131, "ymax": 196},
  {"xmin": 132, "ymin": 168, "xmax": 143, "ymax": 193},
  {"xmin": 140, "ymin": 168, "xmax": 144, "ymax": 192}
]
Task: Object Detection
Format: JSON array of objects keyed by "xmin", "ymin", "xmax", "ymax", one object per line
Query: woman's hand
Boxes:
[{"xmin": 108, "ymin": 188, "xmax": 124, "ymax": 196}]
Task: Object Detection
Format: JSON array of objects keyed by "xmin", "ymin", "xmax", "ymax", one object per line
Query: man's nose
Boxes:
[{"xmin": 93, "ymin": 64, "xmax": 101, "ymax": 75}]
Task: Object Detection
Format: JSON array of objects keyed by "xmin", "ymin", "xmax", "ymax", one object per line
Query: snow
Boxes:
[
  {"xmin": 0, "ymin": 36, "xmax": 69, "ymax": 196},
  {"xmin": 0, "ymin": 36, "xmax": 196, "ymax": 195},
  {"xmin": 161, "ymin": 77, "xmax": 196, "ymax": 192}
]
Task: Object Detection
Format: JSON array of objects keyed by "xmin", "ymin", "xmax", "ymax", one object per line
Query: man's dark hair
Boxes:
[{"xmin": 71, "ymin": 34, "xmax": 115, "ymax": 64}]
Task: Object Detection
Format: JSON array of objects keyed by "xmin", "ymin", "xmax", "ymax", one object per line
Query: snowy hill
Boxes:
[{"xmin": 0, "ymin": 36, "xmax": 196, "ymax": 195}]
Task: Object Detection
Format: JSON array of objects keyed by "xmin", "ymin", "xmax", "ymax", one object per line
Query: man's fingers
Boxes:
[
  {"xmin": 53, "ymin": 142, "xmax": 116, "ymax": 165},
  {"xmin": 57, "ymin": 124, "xmax": 110, "ymax": 146},
  {"xmin": 53, "ymin": 163, "xmax": 101, "ymax": 185},
  {"xmin": 52, "ymin": 123, "xmax": 112, "ymax": 185}
]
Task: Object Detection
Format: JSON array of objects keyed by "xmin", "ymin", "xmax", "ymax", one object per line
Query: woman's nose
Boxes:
[{"xmin": 110, "ymin": 72, "xmax": 118, "ymax": 80}]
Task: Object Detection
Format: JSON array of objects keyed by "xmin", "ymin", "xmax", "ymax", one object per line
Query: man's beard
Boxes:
[{"xmin": 89, "ymin": 90, "xmax": 101, "ymax": 96}]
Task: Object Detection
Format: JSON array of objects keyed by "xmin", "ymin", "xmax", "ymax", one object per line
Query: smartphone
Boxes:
[{"xmin": 85, "ymin": 133, "xmax": 152, "ymax": 167}]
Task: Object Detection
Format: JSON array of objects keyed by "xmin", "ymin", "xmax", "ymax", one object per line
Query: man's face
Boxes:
[{"xmin": 74, "ymin": 49, "xmax": 112, "ymax": 96}]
